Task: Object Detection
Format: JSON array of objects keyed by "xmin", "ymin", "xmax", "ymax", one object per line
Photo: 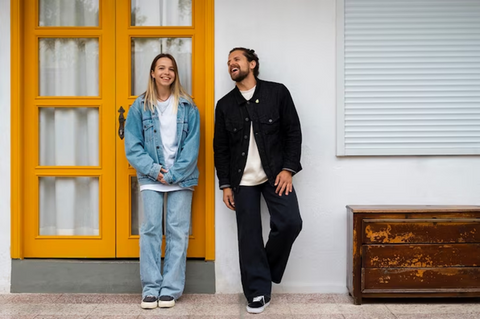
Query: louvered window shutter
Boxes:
[{"xmin": 337, "ymin": 0, "xmax": 480, "ymax": 155}]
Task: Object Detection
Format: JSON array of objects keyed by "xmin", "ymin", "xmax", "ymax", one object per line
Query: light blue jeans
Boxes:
[{"xmin": 139, "ymin": 189, "xmax": 193, "ymax": 299}]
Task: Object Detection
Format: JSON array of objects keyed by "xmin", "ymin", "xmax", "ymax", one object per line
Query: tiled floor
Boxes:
[{"xmin": 1, "ymin": 293, "xmax": 480, "ymax": 318}]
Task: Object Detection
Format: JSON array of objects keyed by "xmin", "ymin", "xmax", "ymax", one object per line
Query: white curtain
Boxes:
[
  {"xmin": 39, "ymin": 0, "xmax": 99, "ymax": 26},
  {"xmin": 40, "ymin": 177, "xmax": 99, "ymax": 236},
  {"xmin": 131, "ymin": 0, "xmax": 191, "ymax": 27}
]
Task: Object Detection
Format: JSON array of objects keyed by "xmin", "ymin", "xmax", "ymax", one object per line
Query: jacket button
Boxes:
[
  {"xmin": 242, "ymin": 152, "xmax": 245, "ymax": 156},
  {"xmin": 156, "ymin": 146, "xmax": 160, "ymax": 149},
  {"xmin": 245, "ymin": 117, "xmax": 249, "ymax": 121},
  {"xmin": 247, "ymin": 101, "xmax": 250, "ymax": 104},
  {"xmin": 154, "ymin": 130, "xmax": 157, "ymax": 133},
  {"xmin": 269, "ymin": 119, "xmax": 273, "ymax": 123},
  {"xmin": 233, "ymin": 128, "xmax": 237, "ymax": 132},
  {"xmin": 244, "ymin": 135, "xmax": 248, "ymax": 139},
  {"xmin": 238, "ymin": 169, "xmax": 242, "ymax": 173}
]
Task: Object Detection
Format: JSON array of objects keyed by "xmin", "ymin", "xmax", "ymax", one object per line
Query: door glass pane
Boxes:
[
  {"xmin": 39, "ymin": 107, "xmax": 99, "ymax": 166},
  {"xmin": 39, "ymin": 0, "xmax": 99, "ymax": 26},
  {"xmin": 131, "ymin": 37, "xmax": 192, "ymax": 96},
  {"xmin": 131, "ymin": 0, "xmax": 192, "ymax": 26},
  {"xmin": 39, "ymin": 38, "xmax": 99, "ymax": 96},
  {"xmin": 39, "ymin": 177, "xmax": 99, "ymax": 236}
]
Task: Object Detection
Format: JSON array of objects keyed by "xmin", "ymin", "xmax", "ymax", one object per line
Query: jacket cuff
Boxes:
[
  {"xmin": 163, "ymin": 171, "xmax": 174, "ymax": 184},
  {"xmin": 148, "ymin": 163, "xmax": 162, "ymax": 182},
  {"xmin": 220, "ymin": 184, "xmax": 231, "ymax": 190},
  {"xmin": 282, "ymin": 168, "xmax": 297, "ymax": 175}
]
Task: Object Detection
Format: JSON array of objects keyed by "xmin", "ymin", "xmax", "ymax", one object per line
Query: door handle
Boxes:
[{"xmin": 118, "ymin": 106, "xmax": 125, "ymax": 140}]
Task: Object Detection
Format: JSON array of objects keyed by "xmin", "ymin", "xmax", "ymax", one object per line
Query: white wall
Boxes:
[
  {"xmin": 214, "ymin": 0, "xmax": 480, "ymax": 294},
  {"xmin": 0, "ymin": 0, "xmax": 11, "ymax": 293}
]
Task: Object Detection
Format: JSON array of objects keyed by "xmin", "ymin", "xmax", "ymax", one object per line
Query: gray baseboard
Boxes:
[{"xmin": 11, "ymin": 259, "xmax": 215, "ymax": 294}]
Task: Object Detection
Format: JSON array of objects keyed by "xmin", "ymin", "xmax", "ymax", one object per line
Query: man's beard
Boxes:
[{"xmin": 231, "ymin": 68, "xmax": 249, "ymax": 82}]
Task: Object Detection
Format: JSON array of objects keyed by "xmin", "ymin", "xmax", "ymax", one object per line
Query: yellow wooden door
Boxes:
[
  {"xmin": 22, "ymin": 0, "xmax": 116, "ymax": 257},
  {"xmin": 18, "ymin": 0, "xmax": 214, "ymax": 259}
]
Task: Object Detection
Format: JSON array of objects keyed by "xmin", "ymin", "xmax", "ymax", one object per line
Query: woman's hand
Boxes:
[{"xmin": 157, "ymin": 167, "xmax": 169, "ymax": 184}]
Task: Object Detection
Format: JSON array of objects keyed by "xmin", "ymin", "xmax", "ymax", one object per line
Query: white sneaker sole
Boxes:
[
  {"xmin": 246, "ymin": 301, "xmax": 270, "ymax": 314},
  {"xmin": 140, "ymin": 301, "xmax": 157, "ymax": 309},
  {"xmin": 158, "ymin": 299, "xmax": 175, "ymax": 308}
]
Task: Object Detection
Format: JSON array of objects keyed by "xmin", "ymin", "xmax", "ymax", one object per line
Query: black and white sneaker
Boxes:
[
  {"xmin": 158, "ymin": 295, "xmax": 175, "ymax": 308},
  {"xmin": 140, "ymin": 295, "xmax": 158, "ymax": 309},
  {"xmin": 246, "ymin": 295, "xmax": 271, "ymax": 314}
]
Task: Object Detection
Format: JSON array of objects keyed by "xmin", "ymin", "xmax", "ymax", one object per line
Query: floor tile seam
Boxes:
[
  {"xmin": 383, "ymin": 303, "xmax": 399, "ymax": 318},
  {"xmin": 85, "ymin": 303, "xmax": 102, "ymax": 316},
  {"xmin": 391, "ymin": 309, "xmax": 400, "ymax": 319}
]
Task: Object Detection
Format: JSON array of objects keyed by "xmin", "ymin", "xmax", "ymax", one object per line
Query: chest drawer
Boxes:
[
  {"xmin": 347, "ymin": 205, "xmax": 480, "ymax": 305},
  {"xmin": 363, "ymin": 219, "xmax": 480, "ymax": 244},
  {"xmin": 362, "ymin": 244, "xmax": 480, "ymax": 268}
]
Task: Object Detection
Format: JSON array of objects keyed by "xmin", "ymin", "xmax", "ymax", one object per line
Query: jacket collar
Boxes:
[{"xmin": 233, "ymin": 78, "xmax": 263, "ymax": 106}]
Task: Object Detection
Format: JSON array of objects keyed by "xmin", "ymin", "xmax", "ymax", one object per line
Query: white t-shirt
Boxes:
[
  {"xmin": 239, "ymin": 87, "xmax": 268, "ymax": 186},
  {"xmin": 141, "ymin": 96, "xmax": 189, "ymax": 192}
]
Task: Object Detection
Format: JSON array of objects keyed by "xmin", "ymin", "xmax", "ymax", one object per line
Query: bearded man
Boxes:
[{"xmin": 213, "ymin": 47, "xmax": 303, "ymax": 314}]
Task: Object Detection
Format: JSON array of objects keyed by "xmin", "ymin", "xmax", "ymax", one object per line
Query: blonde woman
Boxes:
[{"xmin": 125, "ymin": 53, "xmax": 200, "ymax": 309}]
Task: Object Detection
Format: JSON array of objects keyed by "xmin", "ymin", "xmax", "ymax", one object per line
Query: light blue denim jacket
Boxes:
[{"xmin": 124, "ymin": 95, "xmax": 200, "ymax": 188}]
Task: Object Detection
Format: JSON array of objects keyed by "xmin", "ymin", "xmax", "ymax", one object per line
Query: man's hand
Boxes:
[
  {"xmin": 157, "ymin": 167, "xmax": 169, "ymax": 184},
  {"xmin": 275, "ymin": 170, "xmax": 293, "ymax": 196},
  {"xmin": 223, "ymin": 187, "xmax": 235, "ymax": 210}
]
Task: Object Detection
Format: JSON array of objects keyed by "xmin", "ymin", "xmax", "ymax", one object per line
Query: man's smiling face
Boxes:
[{"xmin": 227, "ymin": 50, "xmax": 255, "ymax": 82}]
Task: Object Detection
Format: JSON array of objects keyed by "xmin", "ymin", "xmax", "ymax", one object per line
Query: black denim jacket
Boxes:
[{"xmin": 214, "ymin": 79, "xmax": 302, "ymax": 192}]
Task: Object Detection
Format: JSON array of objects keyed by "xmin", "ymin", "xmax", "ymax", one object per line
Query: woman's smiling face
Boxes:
[{"xmin": 151, "ymin": 57, "xmax": 176, "ymax": 88}]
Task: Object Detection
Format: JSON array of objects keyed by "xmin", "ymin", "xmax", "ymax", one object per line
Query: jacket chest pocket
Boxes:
[
  {"xmin": 225, "ymin": 121, "xmax": 244, "ymax": 144},
  {"xmin": 260, "ymin": 114, "xmax": 280, "ymax": 135},
  {"xmin": 180, "ymin": 120, "xmax": 189, "ymax": 141},
  {"xmin": 143, "ymin": 120, "xmax": 154, "ymax": 143}
]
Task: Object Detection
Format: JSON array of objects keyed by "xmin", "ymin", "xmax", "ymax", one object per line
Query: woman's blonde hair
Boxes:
[{"xmin": 144, "ymin": 53, "xmax": 192, "ymax": 112}]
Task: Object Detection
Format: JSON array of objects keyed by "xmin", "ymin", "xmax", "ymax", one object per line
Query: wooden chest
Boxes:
[{"xmin": 347, "ymin": 205, "xmax": 480, "ymax": 305}]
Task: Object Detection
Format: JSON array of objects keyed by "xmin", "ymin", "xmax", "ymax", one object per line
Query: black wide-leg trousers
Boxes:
[{"xmin": 234, "ymin": 182, "xmax": 303, "ymax": 302}]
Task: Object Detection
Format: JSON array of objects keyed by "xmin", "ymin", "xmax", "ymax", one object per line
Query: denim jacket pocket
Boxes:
[
  {"xmin": 180, "ymin": 120, "xmax": 189, "ymax": 141},
  {"xmin": 143, "ymin": 120, "xmax": 154, "ymax": 143}
]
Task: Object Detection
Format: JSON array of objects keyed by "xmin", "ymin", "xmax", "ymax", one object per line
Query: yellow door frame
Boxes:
[{"xmin": 10, "ymin": 0, "xmax": 215, "ymax": 260}]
